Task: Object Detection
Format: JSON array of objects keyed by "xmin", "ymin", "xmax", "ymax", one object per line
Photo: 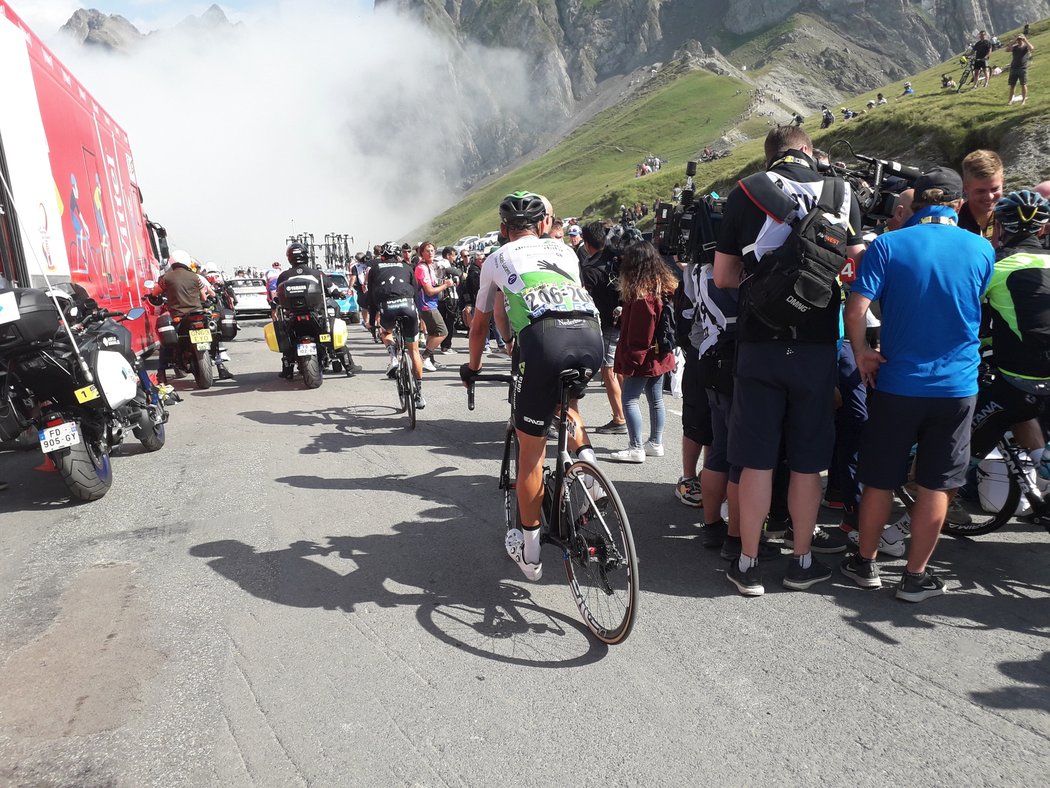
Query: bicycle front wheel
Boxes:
[
  {"xmin": 957, "ymin": 67, "xmax": 971, "ymax": 92},
  {"xmin": 501, "ymin": 427, "xmax": 519, "ymax": 532},
  {"xmin": 560, "ymin": 460, "xmax": 638, "ymax": 644}
]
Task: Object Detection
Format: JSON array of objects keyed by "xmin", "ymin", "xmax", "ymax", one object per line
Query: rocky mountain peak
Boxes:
[{"xmin": 60, "ymin": 8, "xmax": 143, "ymax": 51}]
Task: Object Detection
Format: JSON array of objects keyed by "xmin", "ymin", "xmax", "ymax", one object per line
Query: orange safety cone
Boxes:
[{"xmin": 34, "ymin": 455, "xmax": 57, "ymax": 473}]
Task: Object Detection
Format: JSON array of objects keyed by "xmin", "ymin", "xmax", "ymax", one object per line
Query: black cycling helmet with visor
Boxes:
[
  {"xmin": 994, "ymin": 190, "xmax": 1050, "ymax": 238},
  {"xmin": 287, "ymin": 241, "xmax": 310, "ymax": 266}
]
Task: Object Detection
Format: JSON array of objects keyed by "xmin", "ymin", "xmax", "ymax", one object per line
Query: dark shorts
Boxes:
[
  {"xmin": 515, "ymin": 316, "xmax": 603, "ymax": 437},
  {"xmin": 727, "ymin": 341, "xmax": 837, "ymax": 473},
  {"xmin": 378, "ymin": 298, "xmax": 419, "ymax": 338},
  {"xmin": 681, "ymin": 344, "xmax": 713, "ymax": 446},
  {"xmin": 420, "ymin": 309, "xmax": 448, "ymax": 338},
  {"xmin": 1009, "ymin": 68, "xmax": 1028, "ymax": 87},
  {"xmin": 974, "ymin": 58, "xmax": 988, "ymax": 71},
  {"xmin": 857, "ymin": 390, "xmax": 976, "ymax": 491},
  {"xmin": 704, "ymin": 389, "xmax": 738, "ymax": 476}
]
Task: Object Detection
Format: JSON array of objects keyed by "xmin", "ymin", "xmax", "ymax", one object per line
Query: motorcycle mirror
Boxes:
[
  {"xmin": 144, "ymin": 280, "xmax": 156, "ymax": 289},
  {"xmin": 84, "ymin": 298, "xmax": 99, "ymax": 312},
  {"xmin": 126, "ymin": 307, "xmax": 146, "ymax": 320}
]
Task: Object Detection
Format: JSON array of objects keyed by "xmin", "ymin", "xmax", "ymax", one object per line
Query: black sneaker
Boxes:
[
  {"xmin": 782, "ymin": 556, "xmax": 832, "ymax": 591},
  {"xmin": 783, "ymin": 525, "xmax": 850, "ymax": 554},
  {"xmin": 896, "ymin": 569, "xmax": 947, "ymax": 603},
  {"xmin": 764, "ymin": 514, "xmax": 791, "ymax": 537},
  {"xmin": 727, "ymin": 560, "xmax": 764, "ymax": 596},
  {"xmin": 594, "ymin": 419, "xmax": 628, "ymax": 435},
  {"xmin": 839, "ymin": 553, "xmax": 882, "ymax": 589},
  {"xmin": 720, "ymin": 535, "xmax": 783, "ymax": 561},
  {"xmin": 700, "ymin": 520, "xmax": 728, "ymax": 549}
]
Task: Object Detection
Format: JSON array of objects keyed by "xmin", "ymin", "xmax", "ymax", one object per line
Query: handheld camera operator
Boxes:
[
  {"xmin": 274, "ymin": 241, "xmax": 344, "ymax": 379},
  {"xmin": 460, "ymin": 191, "xmax": 603, "ymax": 581}
]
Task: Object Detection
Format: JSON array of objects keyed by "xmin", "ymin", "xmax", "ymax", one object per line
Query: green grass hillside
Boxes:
[
  {"xmin": 427, "ymin": 18, "xmax": 1050, "ymax": 244},
  {"xmin": 425, "ymin": 67, "xmax": 750, "ymax": 240}
]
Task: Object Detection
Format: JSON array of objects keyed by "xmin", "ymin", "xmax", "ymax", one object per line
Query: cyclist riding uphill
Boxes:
[
  {"xmin": 367, "ymin": 241, "xmax": 427, "ymax": 409},
  {"xmin": 274, "ymin": 242, "xmax": 344, "ymax": 379},
  {"xmin": 970, "ymin": 190, "xmax": 1050, "ymax": 460},
  {"xmin": 460, "ymin": 191, "xmax": 603, "ymax": 581}
]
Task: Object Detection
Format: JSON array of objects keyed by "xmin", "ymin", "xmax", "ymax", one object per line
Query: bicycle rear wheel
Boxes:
[
  {"xmin": 400, "ymin": 353, "xmax": 416, "ymax": 428},
  {"xmin": 501, "ymin": 427, "xmax": 519, "ymax": 532},
  {"xmin": 894, "ymin": 475, "xmax": 1020, "ymax": 537},
  {"xmin": 560, "ymin": 460, "xmax": 638, "ymax": 644}
]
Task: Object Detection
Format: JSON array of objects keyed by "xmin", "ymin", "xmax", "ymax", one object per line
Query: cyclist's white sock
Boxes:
[
  {"xmin": 576, "ymin": 445, "xmax": 596, "ymax": 464},
  {"xmin": 796, "ymin": 551, "xmax": 812, "ymax": 569},
  {"xmin": 738, "ymin": 554, "xmax": 757, "ymax": 572},
  {"xmin": 387, "ymin": 345, "xmax": 396, "ymax": 358},
  {"xmin": 522, "ymin": 524, "xmax": 541, "ymax": 563}
]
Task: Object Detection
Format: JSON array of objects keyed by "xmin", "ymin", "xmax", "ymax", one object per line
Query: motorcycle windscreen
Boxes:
[{"xmin": 95, "ymin": 349, "xmax": 138, "ymax": 408}]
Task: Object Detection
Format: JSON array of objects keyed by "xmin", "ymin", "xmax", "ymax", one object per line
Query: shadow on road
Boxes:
[{"xmin": 191, "ymin": 466, "xmax": 609, "ymax": 666}]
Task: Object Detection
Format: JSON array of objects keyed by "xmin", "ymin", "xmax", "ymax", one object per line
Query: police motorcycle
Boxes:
[
  {"xmin": 264, "ymin": 276, "xmax": 354, "ymax": 389},
  {"xmin": 0, "ymin": 281, "xmax": 167, "ymax": 502}
]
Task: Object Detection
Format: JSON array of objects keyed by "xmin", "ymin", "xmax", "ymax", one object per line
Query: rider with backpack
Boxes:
[{"xmin": 713, "ymin": 126, "xmax": 865, "ymax": 597}]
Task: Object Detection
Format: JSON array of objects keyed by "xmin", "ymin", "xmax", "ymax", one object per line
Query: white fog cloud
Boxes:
[{"xmin": 47, "ymin": 0, "xmax": 529, "ymax": 269}]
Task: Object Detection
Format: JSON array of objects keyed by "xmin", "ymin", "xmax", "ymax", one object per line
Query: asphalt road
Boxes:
[{"xmin": 1, "ymin": 320, "xmax": 1048, "ymax": 785}]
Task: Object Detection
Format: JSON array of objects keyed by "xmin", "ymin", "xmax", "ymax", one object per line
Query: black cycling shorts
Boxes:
[
  {"xmin": 378, "ymin": 298, "xmax": 419, "ymax": 338},
  {"xmin": 515, "ymin": 316, "xmax": 603, "ymax": 437}
]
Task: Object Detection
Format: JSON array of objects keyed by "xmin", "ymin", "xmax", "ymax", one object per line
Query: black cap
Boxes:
[{"xmin": 913, "ymin": 166, "xmax": 963, "ymax": 202}]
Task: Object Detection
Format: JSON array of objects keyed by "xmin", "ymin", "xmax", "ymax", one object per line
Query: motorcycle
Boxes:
[
  {"xmin": 0, "ymin": 286, "xmax": 168, "ymax": 502},
  {"xmin": 151, "ymin": 294, "xmax": 237, "ymax": 388},
  {"xmin": 264, "ymin": 278, "xmax": 354, "ymax": 389}
]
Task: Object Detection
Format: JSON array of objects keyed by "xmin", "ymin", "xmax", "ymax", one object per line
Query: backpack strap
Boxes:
[
  {"xmin": 738, "ymin": 172, "xmax": 798, "ymax": 225},
  {"xmin": 816, "ymin": 177, "xmax": 844, "ymax": 215}
]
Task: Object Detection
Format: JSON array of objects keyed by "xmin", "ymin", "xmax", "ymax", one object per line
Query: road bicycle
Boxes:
[
  {"xmin": 390, "ymin": 318, "xmax": 416, "ymax": 429},
  {"xmin": 467, "ymin": 368, "xmax": 638, "ymax": 644}
]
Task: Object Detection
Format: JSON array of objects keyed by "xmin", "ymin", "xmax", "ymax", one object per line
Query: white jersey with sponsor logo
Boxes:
[{"xmin": 476, "ymin": 235, "xmax": 597, "ymax": 336}]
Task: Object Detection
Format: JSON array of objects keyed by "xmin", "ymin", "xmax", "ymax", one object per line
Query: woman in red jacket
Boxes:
[{"xmin": 608, "ymin": 241, "xmax": 678, "ymax": 463}]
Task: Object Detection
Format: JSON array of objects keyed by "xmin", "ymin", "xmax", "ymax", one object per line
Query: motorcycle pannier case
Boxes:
[
  {"xmin": 0, "ymin": 289, "xmax": 60, "ymax": 352},
  {"xmin": 264, "ymin": 321, "xmax": 292, "ymax": 353},
  {"xmin": 155, "ymin": 313, "xmax": 178, "ymax": 348},
  {"xmin": 219, "ymin": 307, "xmax": 239, "ymax": 341},
  {"xmin": 277, "ymin": 279, "xmax": 324, "ymax": 312},
  {"xmin": 331, "ymin": 318, "xmax": 348, "ymax": 349}
]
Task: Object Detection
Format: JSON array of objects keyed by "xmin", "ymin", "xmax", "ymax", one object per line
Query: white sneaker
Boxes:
[
  {"xmin": 386, "ymin": 356, "xmax": 398, "ymax": 378},
  {"xmin": 644, "ymin": 441, "xmax": 664, "ymax": 457},
  {"xmin": 422, "ymin": 357, "xmax": 437, "ymax": 372},
  {"xmin": 847, "ymin": 525, "xmax": 907, "ymax": 558},
  {"xmin": 505, "ymin": 528, "xmax": 542, "ymax": 581},
  {"xmin": 608, "ymin": 447, "xmax": 645, "ymax": 463}
]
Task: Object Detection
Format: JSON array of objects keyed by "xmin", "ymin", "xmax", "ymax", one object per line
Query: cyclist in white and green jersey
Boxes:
[{"xmin": 461, "ymin": 191, "xmax": 604, "ymax": 581}]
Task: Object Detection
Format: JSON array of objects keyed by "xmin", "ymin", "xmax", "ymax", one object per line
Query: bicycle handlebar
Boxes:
[{"xmin": 465, "ymin": 372, "xmax": 514, "ymax": 412}]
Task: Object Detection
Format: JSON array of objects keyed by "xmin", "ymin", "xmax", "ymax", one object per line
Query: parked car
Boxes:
[
  {"xmin": 452, "ymin": 235, "xmax": 481, "ymax": 254},
  {"xmin": 325, "ymin": 271, "xmax": 361, "ymax": 323},
  {"xmin": 229, "ymin": 278, "xmax": 271, "ymax": 317},
  {"xmin": 479, "ymin": 231, "xmax": 499, "ymax": 249}
]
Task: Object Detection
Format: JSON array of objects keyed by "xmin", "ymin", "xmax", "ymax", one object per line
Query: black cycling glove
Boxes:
[{"xmin": 459, "ymin": 363, "xmax": 479, "ymax": 384}]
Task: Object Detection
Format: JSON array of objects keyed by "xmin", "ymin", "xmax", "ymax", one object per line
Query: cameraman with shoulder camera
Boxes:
[
  {"xmin": 581, "ymin": 220, "xmax": 627, "ymax": 434},
  {"xmin": 713, "ymin": 126, "xmax": 865, "ymax": 597}
]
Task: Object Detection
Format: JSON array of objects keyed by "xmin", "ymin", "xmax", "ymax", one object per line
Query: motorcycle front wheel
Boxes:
[{"xmin": 53, "ymin": 431, "xmax": 113, "ymax": 501}]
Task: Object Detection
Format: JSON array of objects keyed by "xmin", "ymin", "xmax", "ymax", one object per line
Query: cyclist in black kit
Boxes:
[{"xmin": 367, "ymin": 241, "xmax": 426, "ymax": 409}]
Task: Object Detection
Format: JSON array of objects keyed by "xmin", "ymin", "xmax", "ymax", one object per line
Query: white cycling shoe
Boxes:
[{"xmin": 505, "ymin": 528, "xmax": 542, "ymax": 581}]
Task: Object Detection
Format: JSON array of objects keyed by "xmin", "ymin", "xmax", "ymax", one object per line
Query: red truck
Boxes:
[{"xmin": 0, "ymin": 3, "xmax": 165, "ymax": 353}]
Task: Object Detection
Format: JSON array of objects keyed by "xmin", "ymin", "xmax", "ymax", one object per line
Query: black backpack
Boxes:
[
  {"xmin": 654, "ymin": 292, "xmax": 677, "ymax": 356},
  {"xmin": 738, "ymin": 174, "xmax": 849, "ymax": 338}
]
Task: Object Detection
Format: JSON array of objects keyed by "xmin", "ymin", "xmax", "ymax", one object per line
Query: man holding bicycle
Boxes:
[
  {"xmin": 460, "ymin": 191, "xmax": 603, "ymax": 581},
  {"xmin": 368, "ymin": 241, "xmax": 427, "ymax": 410}
]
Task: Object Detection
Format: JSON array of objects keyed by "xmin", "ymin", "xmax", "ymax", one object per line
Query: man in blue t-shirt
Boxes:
[{"xmin": 841, "ymin": 166, "xmax": 994, "ymax": 603}]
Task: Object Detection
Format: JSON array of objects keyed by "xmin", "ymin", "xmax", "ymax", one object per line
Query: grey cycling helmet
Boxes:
[
  {"xmin": 498, "ymin": 191, "xmax": 547, "ymax": 228},
  {"xmin": 995, "ymin": 190, "xmax": 1050, "ymax": 236}
]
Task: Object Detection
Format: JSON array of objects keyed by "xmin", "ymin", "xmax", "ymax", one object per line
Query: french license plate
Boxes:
[
  {"xmin": 297, "ymin": 343, "xmax": 317, "ymax": 356},
  {"xmin": 319, "ymin": 333, "xmax": 332, "ymax": 343},
  {"xmin": 189, "ymin": 328, "xmax": 212, "ymax": 344},
  {"xmin": 38, "ymin": 422, "xmax": 80, "ymax": 453}
]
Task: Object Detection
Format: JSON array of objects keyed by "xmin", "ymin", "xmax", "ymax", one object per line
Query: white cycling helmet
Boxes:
[{"xmin": 169, "ymin": 249, "xmax": 192, "ymax": 268}]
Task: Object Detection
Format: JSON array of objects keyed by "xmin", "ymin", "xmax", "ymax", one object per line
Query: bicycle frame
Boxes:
[{"xmin": 998, "ymin": 436, "xmax": 1048, "ymax": 518}]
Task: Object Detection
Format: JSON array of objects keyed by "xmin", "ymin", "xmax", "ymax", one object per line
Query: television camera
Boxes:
[{"xmin": 652, "ymin": 160, "xmax": 725, "ymax": 266}]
